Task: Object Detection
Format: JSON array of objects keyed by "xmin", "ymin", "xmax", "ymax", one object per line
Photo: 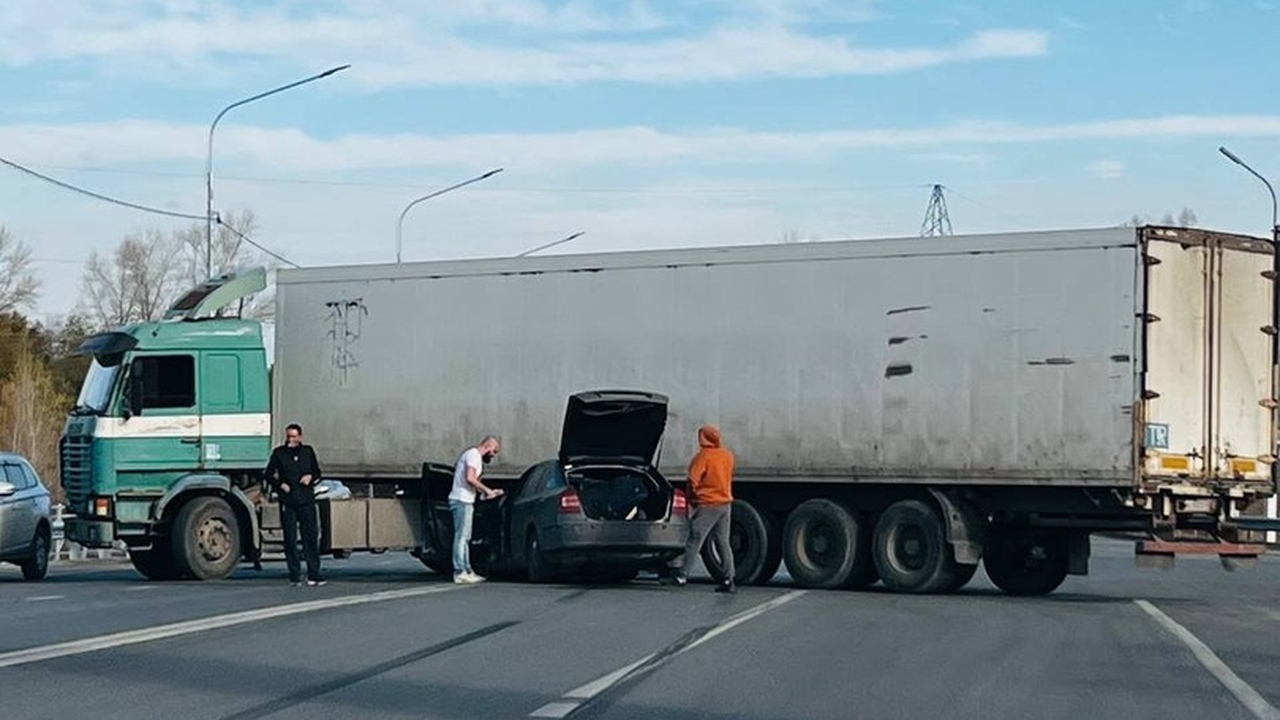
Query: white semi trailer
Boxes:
[{"xmin": 268, "ymin": 225, "xmax": 1280, "ymax": 595}]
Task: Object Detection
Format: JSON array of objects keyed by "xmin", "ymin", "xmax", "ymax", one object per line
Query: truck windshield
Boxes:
[{"xmin": 74, "ymin": 360, "xmax": 121, "ymax": 416}]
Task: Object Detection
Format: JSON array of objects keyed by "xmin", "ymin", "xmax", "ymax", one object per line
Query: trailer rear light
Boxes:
[
  {"xmin": 558, "ymin": 489, "xmax": 582, "ymax": 514},
  {"xmin": 93, "ymin": 496, "xmax": 113, "ymax": 518},
  {"xmin": 672, "ymin": 489, "xmax": 689, "ymax": 515}
]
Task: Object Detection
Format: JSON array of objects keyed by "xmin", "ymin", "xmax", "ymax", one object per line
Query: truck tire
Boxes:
[
  {"xmin": 700, "ymin": 500, "xmax": 782, "ymax": 586},
  {"xmin": 782, "ymin": 499, "xmax": 867, "ymax": 589},
  {"xmin": 20, "ymin": 526, "xmax": 50, "ymax": 581},
  {"xmin": 941, "ymin": 562, "xmax": 979, "ymax": 593},
  {"xmin": 172, "ymin": 497, "xmax": 242, "ymax": 581},
  {"xmin": 129, "ymin": 547, "xmax": 181, "ymax": 581},
  {"xmin": 983, "ymin": 528, "xmax": 1069, "ymax": 596},
  {"xmin": 872, "ymin": 499, "xmax": 958, "ymax": 594}
]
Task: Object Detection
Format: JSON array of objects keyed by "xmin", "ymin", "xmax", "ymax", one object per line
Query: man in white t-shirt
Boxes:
[{"xmin": 448, "ymin": 435, "xmax": 503, "ymax": 584}]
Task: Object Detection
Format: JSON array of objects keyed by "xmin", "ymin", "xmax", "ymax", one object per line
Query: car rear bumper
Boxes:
[{"xmin": 542, "ymin": 519, "xmax": 688, "ymax": 564}]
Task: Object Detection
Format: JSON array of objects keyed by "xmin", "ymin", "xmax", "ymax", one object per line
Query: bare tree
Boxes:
[
  {"xmin": 177, "ymin": 209, "xmax": 261, "ymax": 286},
  {"xmin": 0, "ymin": 226, "xmax": 40, "ymax": 314},
  {"xmin": 80, "ymin": 229, "xmax": 186, "ymax": 329},
  {"xmin": 1122, "ymin": 207, "xmax": 1199, "ymax": 228}
]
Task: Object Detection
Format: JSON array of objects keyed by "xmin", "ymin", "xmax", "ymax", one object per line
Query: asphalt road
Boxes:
[{"xmin": 1, "ymin": 540, "xmax": 1277, "ymax": 720}]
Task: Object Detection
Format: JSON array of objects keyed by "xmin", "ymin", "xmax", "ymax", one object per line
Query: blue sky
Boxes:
[{"xmin": 3, "ymin": 0, "xmax": 1279, "ymax": 320}]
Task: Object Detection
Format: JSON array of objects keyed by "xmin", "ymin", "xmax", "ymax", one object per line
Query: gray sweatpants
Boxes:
[{"xmin": 676, "ymin": 503, "xmax": 734, "ymax": 583}]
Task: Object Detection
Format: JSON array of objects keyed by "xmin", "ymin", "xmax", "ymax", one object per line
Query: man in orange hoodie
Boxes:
[{"xmin": 663, "ymin": 425, "xmax": 737, "ymax": 593}]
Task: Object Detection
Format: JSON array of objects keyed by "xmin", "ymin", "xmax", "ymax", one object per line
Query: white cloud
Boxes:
[
  {"xmin": 1086, "ymin": 160, "xmax": 1126, "ymax": 179},
  {"xmin": 3, "ymin": 114, "xmax": 1279, "ymax": 177},
  {"xmin": 0, "ymin": 1, "xmax": 1045, "ymax": 86}
]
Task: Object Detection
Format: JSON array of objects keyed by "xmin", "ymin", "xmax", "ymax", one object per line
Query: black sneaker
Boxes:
[
  {"xmin": 307, "ymin": 578, "xmax": 327, "ymax": 587},
  {"xmin": 659, "ymin": 573, "xmax": 687, "ymax": 587},
  {"xmin": 714, "ymin": 581, "xmax": 737, "ymax": 594}
]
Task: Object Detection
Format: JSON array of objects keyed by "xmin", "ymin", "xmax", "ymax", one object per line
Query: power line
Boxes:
[
  {"xmin": 21, "ymin": 162, "xmax": 935, "ymax": 194},
  {"xmin": 1, "ymin": 155, "xmax": 207, "ymax": 220},
  {"xmin": 920, "ymin": 184, "xmax": 953, "ymax": 237},
  {"xmin": 1, "ymin": 155, "xmax": 301, "ymax": 269}
]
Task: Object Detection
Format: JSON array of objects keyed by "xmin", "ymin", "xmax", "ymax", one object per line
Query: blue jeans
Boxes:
[{"xmin": 449, "ymin": 500, "xmax": 474, "ymax": 575}]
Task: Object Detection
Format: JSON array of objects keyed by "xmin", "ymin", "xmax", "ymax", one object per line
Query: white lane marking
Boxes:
[
  {"xmin": 529, "ymin": 702, "xmax": 582, "ymax": 719},
  {"xmin": 0, "ymin": 585, "xmax": 462, "ymax": 669},
  {"xmin": 127, "ymin": 586, "xmax": 157, "ymax": 592},
  {"xmin": 531, "ymin": 590, "xmax": 806, "ymax": 718},
  {"xmin": 26, "ymin": 596, "xmax": 64, "ymax": 602},
  {"xmin": 1135, "ymin": 600, "xmax": 1280, "ymax": 720}
]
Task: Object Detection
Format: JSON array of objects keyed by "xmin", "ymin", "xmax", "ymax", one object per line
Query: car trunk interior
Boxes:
[{"xmin": 568, "ymin": 466, "xmax": 670, "ymax": 521}]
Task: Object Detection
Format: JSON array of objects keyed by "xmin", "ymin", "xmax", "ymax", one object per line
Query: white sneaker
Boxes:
[
  {"xmin": 466, "ymin": 571, "xmax": 487, "ymax": 583},
  {"xmin": 453, "ymin": 573, "xmax": 473, "ymax": 584}
]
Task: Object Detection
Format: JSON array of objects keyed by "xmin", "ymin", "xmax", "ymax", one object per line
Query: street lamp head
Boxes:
[
  {"xmin": 320, "ymin": 64, "xmax": 352, "ymax": 78},
  {"xmin": 482, "ymin": 168, "xmax": 505, "ymax": 180},
  {"xmin": 1219, "ymin": 146, "xmax": 1245, "ymax": 166}
]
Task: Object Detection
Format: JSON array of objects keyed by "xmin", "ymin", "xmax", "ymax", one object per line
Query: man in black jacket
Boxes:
[{"xmin": 264, "ymin": 423, "xmax": 326, "ymax": 586}]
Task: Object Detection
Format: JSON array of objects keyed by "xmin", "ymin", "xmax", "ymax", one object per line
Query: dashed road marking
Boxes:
[
  {"xmin": 25, "ymin": 595, "xmax": 64, "ymax": 602},
  {"xmin": 530, "ymin": 590, "xmax": 806, "ymax": 718}
]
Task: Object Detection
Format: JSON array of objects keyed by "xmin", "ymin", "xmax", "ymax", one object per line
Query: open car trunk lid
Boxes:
[{"xmin": 559, "ymin": 390, "xmax": 669, "ymax": 466}]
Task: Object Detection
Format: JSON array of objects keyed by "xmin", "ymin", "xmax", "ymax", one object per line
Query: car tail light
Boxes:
[
  {"xmin": 672, "ymin": 489, "xmax": 689, "ymax": 516},
  {"xmin": 558, "ymin": 489, "xmax": 582, "ymax": 514}
]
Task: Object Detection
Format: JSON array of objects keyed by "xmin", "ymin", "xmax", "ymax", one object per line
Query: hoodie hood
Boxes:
[{"xmin": 698, "ymin": 425, "xmax": 722, "ymax": 449}]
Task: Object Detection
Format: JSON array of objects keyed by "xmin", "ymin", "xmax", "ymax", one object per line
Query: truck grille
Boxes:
[{"xmin": 60, "ymin": 435, "xmax": 92, "ymax": 514}]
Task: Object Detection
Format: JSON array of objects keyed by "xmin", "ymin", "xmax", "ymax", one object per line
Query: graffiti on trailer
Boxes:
[{"xmin": 324, "ymin": 298, "xmax": 368, "ymax": 385}]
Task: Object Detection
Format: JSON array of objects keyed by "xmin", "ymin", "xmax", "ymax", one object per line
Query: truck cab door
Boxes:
[{"xmin": 114, "ymin": 354, "xmax": 202, "ymax": 476}]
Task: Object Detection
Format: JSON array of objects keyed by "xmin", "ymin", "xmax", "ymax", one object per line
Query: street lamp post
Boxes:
[
  {"xmin": 396, "ymin": 168, "xmax": 504, "ymax": 263},
  {"xmin": 516, "ymin": 231, "xmax": 586, "ymax": 257},
  {"xmin": 205, "ymin": 64, "xmax": 351, "ymax": 278},
  {"xmin": 1219, "ymin": 146, "xmax": 1280, "ymax": 503}
]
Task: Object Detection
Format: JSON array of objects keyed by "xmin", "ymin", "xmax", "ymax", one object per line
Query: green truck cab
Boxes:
[{"xmin": 60, "ymin": 268, "xmax": 274, "ymax": 579}]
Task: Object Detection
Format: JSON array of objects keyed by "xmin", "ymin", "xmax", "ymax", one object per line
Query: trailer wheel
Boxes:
[
  {"xmin": 129, "ymin": 547, "xmax": 181, "ymax": 581},
  {"xmin": 782, "ymin": 499, "xmax": 867, "ymax": 589},
  {"xmin": 701, "ymin": 500, "xmax": 782, "ymax": 586},
  {"xmin": 872, "ymin": 499, "xmax": 957, "ymax": 594},
  {"xmin": 941, "ymin": 562, "xmax": 979, "ymax": 593},
  {"xmin": 983, "ymin": 528, "xmax": 1069, "ymax": 596},
  {"xmin": 172, "ymin": 497, "xmax": 242, "ymax": 581}
]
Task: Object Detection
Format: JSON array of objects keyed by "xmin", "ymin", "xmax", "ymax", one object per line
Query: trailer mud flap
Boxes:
[{"xmin": 927, "ymin": 488, "xmax": 984, "ymax": 565}]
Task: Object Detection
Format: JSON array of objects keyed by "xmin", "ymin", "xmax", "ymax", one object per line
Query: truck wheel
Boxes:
[
  {"xmin": 526, "ymin": 530, "xmax": 554, "ymax": 583},
  {"xmin": 782, "ymin": 499, "xmax": 867, "ymax": 589},
  {"xmin": 20, "ymin": 526, "xmax": 51, "ymax": 581},
  {"xmin": 872, "ymin": 499, "xmax": 957, "ymax": 594},
  {"xmin": 700, "ymin": 500, "xmax": 782, "ymax": 586},
  {"xmin": 983, "ymin": 528, "xmax": 1069, "ymax": 596},
  {"xmin": 172, "ymin": 497, "xmax": 242, "ymax": 581},
  {"xmin": 941, "ymin": 562, "xmax": 979, "ymax": 593},
  {"xmin": 129, "ymin": 547, "xmax": 181, "ymax": 581}
]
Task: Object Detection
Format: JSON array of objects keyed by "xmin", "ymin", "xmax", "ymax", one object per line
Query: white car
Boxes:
[{"xmin": 0, "ymin": 451, "xmax": 53, "ymax": 581}]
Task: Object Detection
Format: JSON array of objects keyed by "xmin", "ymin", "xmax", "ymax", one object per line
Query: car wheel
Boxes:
[
  {"xmin": 20, "ymin": 526, "xmax": 50, "ymax": 581},
  {"xmin": 172, "ymin": 497, "xmax": 242, "ymax": 581},
  {"xmin": 526, "ymin": 529, "xmax": 554, "ymax": 583}
]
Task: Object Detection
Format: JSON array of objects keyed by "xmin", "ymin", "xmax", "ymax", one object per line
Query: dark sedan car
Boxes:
[{"xmin": 418, "ymin": 390, "xmax": 690, "ymax": 582}]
